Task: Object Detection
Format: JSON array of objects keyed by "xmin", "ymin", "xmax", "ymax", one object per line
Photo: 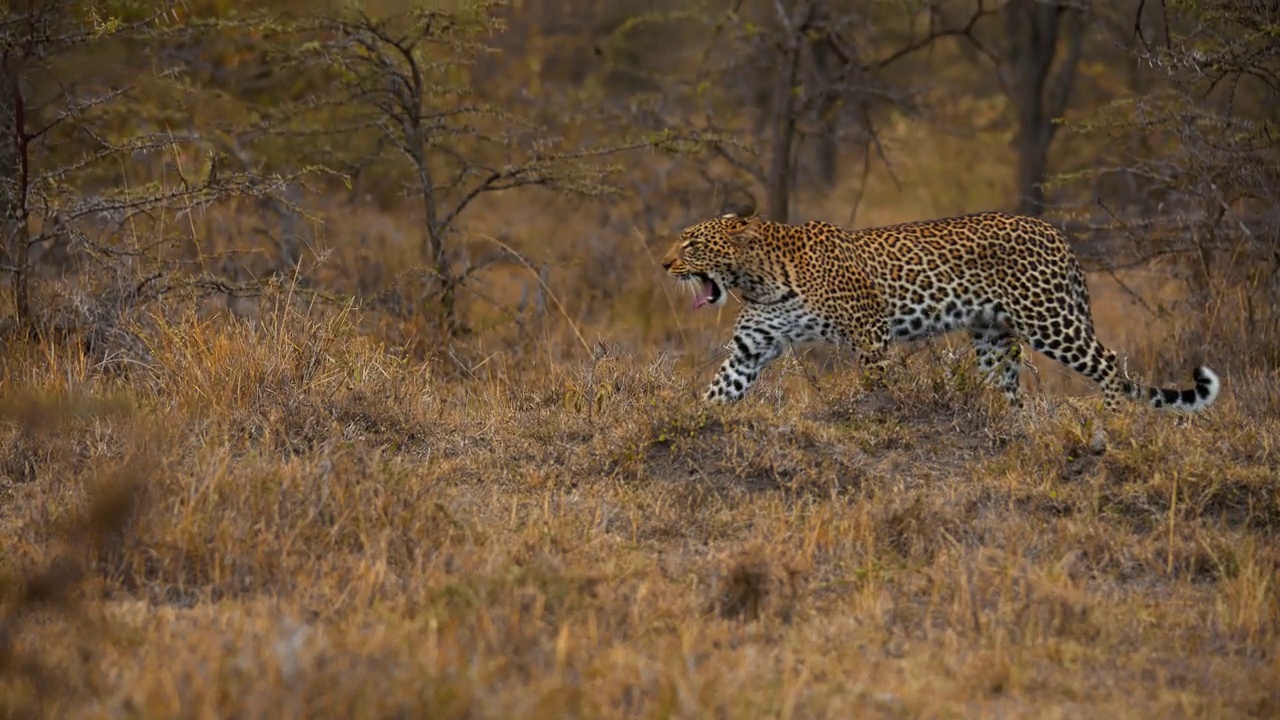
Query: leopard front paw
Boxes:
[
  {"xmin": 859, "ymin": 367, "xmax": 888, "ymax": 392},
  {"xmin": 704, "ymin": 385, "xmax": 739, "ymax": 404}
]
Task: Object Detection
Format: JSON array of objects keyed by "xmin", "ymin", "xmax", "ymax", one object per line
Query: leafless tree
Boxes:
[
  {"xmin": 1003, "ymin": 0, "xmax": 1091, "ymax": 216},
  {"xmin": 258, "ymin": 3, "xmax": 661, "ymax": 339},
  {"xmin": 1045, "ymin": 0, "xmax": 1280, "ymax": 374},
  {"xmin": 608, "ymin": 0, "xmax": 997, "ymax": 224},
  {"xmin": 1098, "ymin": 1, "xmax": 1279, "ymax": 279},
  {"xmin": 951, "ymin": 0, "xmax": 1093, "ymax": 216}
]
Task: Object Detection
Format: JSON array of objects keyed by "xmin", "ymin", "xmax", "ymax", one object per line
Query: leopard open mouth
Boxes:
[{"xmin": 686, "ymin": 273, "xmax": 722, "ymax": 309}]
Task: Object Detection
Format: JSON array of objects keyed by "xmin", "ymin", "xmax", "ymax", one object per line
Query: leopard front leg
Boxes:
[
  {"xmin": 705, "ymin": 320, "xmax": 783, "ymax": 403},
  {"xmin": 857, "ymin": 331, "xmax": 891, "ymax": 390}
]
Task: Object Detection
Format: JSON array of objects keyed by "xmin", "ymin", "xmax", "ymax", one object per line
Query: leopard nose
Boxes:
[{"xmin": 661, "ymin": 258, "xmax": 674, "ymax": 271}]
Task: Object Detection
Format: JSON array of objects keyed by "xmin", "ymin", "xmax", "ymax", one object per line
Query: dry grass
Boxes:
[{"xmin": 1, "ymin": 276, "xmax": 1278, "ymax": 719}]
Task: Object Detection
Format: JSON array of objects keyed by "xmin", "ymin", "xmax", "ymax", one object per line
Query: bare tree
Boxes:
[
  {"xmin": 256, "ymin": 3, "xmax": 658, "ymax": 339},
  {"xmin": 953, "ymin": 0, "xmax": 1092, "ymax": 216},
  {"xmin": 1072, "ymin": 1, "xmax": 1280, "ymax": 278},
  {"xmin": 608, "ymin": 0, "xmax": 996, "ymax": 224},
  {"xmin": 1003, "ymin": 0, "xmax": 1091, "ymax": 216},
  {"xmin": 1047, "ymin": 1, "xmax": 1280, "ymax": 378},
  {"xmin": 0, "ymin": 2, "xmax": 295, "ymax": 331}
]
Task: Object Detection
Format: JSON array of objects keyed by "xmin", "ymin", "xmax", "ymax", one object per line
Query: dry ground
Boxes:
[{"xmin": 1, "ymin": 281, "xmax": 1277, "ymax": 719}]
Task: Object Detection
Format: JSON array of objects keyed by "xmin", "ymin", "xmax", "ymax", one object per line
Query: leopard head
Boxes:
[{"xmin": 660, "ymin": 213, "xmax": 764, "ymax": 309}]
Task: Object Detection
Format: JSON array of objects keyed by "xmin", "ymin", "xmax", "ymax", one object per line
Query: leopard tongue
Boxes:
[{"xmin": 693, "ymin": 279, "xmax": 715, "ymax": 309}]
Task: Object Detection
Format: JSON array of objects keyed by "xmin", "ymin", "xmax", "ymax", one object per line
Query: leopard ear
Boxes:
[{"xmin": 722, "ymin": 213, "xmax": 763, "ymax": 240}]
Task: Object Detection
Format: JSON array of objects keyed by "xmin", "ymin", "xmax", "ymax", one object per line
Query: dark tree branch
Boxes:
[{"xmin": 870, "ymin": 0, "xmax": 997, "ymax": 70}]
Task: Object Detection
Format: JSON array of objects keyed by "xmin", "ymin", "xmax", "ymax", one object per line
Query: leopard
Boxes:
[{"xmin": 659, "ymin": 210, "xmax": 1220, "ymax": 413}]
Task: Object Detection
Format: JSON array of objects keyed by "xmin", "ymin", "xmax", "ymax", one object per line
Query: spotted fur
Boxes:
[{"xmin": 660, "ymin": 211, "xmax": 1220, "ymax": 412}]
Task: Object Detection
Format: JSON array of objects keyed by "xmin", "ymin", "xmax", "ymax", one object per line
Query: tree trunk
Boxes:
[
  {"xmin": 764, "ymin": 4, "xmax": 810, "ymax": 224},
  {"xmin": 1013, "ymin": 123, "xmax": 1050, "ymax": 215},
  {"xmin": 809, "ymin": 20, "xmax": 839, "ymax": 188},
  {"xmin": 404, "ymin": 108, "xmax": 459, "ymax": 338},
  {"xmin": 1002, "ymin": 0, "xmax": 1089, "ymax": 216},
  {"xmin": 423, "ymin": 205, "xmax": 462, "ymax": 338},
  {"xmin": 2, "ymin": 57, "xmax": 30, "ymax": 325},
  {"xmin": 0, "ymin": 65, "xmax": 17, "ymax": 303}
]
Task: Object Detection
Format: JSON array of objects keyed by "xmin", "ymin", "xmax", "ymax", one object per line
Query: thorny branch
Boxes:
[{"xmin": 1, "ymin": 0, "xmax": 310, "ymax": 327}]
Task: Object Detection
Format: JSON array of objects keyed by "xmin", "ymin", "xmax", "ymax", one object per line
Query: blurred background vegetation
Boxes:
[{"xmin": 2, "ymin": 0, "xmax": 1277, "ymax": 372}]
